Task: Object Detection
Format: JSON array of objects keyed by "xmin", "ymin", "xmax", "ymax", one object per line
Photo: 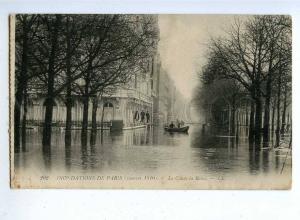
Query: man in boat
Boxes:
[
  {"xmin": 169, "ymin": 121, "xmax": 175, "ymax": 128},
  {"xmin": 176, "ymin": 119, "xmax": 181, "ymax": 128}
]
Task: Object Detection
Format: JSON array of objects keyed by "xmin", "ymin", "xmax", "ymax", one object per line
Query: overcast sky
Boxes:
[{"xmin": 158, "ymin": 15, "xmax": 245, "ymax": 100}]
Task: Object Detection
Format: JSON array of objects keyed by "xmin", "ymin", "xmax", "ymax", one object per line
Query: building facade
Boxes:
[
  {"xmin": 19, "ymin": 15, "xmax": 191, "ymax": 130},
  {"xmin": 22, "ymin": 49, "xmax": 162, "ymax": 129},
  {"xmin": 22, "ymin": 54, "xmax": 193, "ymax": 130}
]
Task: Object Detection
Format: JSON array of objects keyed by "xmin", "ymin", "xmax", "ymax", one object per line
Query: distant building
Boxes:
[{"xmin": 154, "ymin": 67, "xmax": 190, "ymax": 125}]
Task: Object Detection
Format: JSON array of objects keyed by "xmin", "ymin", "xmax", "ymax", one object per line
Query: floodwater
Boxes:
[{"xmin": 14, "ymin": 125, "xmax": 292, "ymax": 180}]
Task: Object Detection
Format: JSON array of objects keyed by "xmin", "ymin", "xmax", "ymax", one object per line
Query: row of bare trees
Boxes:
[
  {"xmin": 14, "ymin": 14, "xmax": 158, "ymax": 152},
  {"xmin": 194, "ymin": 15, "xmax": 291, "ymax": 148}
]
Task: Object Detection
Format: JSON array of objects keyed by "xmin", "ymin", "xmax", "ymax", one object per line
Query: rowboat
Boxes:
[{"xmin": 164, "ymin": 126, "xmax": 189, "ymax": 133}]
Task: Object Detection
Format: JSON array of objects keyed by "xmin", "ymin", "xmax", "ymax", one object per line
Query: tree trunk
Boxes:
[
  {"xmin": 263, "ymin": 44, "xmax": 275, "ymax": 146},
  {"xmin": 91, "ymin": 96, "xmax": 98, "ymax": 132},
  {"xmin": 275, "ymin": 72, "xmax": 282, "ymax": 148},
  {"xmin": 21, "ymin": 84, "xmax": 28, "ymax": 151},
  {"xmin": 81, "ymin": 55, "xmax": 93, "ymax": 146},
  {"xmin": 255, "ymin": 98, "xmax": 262, "ymax": 143},
  {"xmin": 42, "ymin": 15, "xmax": 61, "ymax": 148},
  {"xmin": 81, "ymin": 78, "xmax": 90, "ymax": 146},
  {"xmin": 263, "ymin": 73, "xmax": 272, "ymax": 146},
  {"xmin": 235, "ymin": 110, "xmax": 239, "ymax": 141},
  {"xmin": 14, "ymin": 86, "xmax": 23, "ymax": 153},
  {"xmin": 42, "ymin": 99, "xmax": 54, "ymax": 147},
  {"xmin": 64, "ymin": 16, "xmax": 72, "ymax": 147},
  {"xmin": 271, "ymin": 99, "xmax": 276, "ymax": 135},
  {"xmin": 14, "ymin": 17, "xmax": 29, "ymax": 152},
  {"xmin": 81, "ymin": 94, "xmax": 89, "ymax": 146},
  {"xmin": 249, "ymin": 99, "xmax": 255, "ymax": 141},
  {"xmin": 254, "ymin": 83, "xmax": 262, "ymax": 146},
  {"xmin": 280, "ymin": 84, "xmax": 288, "ymax": 135},
  {"xmin": 245, "ymin": 100, "xmax": 249, "ymax": 127},
  {"xmin": 100, "ymin": 101, "xmax": 106, "ymax": 144},
  {"xmin": 287, "ymin": 113, "xmax": 290, "ymax": 132},
  {"xmin": 65, "ymin": 94, "xmax": 72, "ymax": 147},
  {"xmin": 230, "ymin": 105, "xmax": 236, "ymax": 136},
  {"xmin": 90, "ymin": 96, "xmax": 98, "ymax": 145},
  {"xmin": 231, "ymin": 108, "xmax": 235, "ymax": 135},
  {"xmin": 228, "ymin": 105, "xmax": 231, "ymax": 134}
]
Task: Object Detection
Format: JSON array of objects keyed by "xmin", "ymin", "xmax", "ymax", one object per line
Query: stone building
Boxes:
[
  {"xmin": 21, "ymin": 15, "xmax": 161, "ymax": 130},
  {"xmin": 20, "ymin": 14, "xmax": 191, "ymax": 130},
  {"xmin": 23, "ymin": 51, "xmax": 161, "ymax": 129},
  {"xmin": 22, "ymin": 56, "xmax": 194, "ymax": 130}
]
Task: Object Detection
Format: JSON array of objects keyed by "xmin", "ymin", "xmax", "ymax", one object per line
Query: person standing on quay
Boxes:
[
  {"xmin": 146, "ymin": 111, "xmax": 150, "ymax": 124},
  {"xmin": 141, "ymin": 110, "xmax": 145, "ymax": 123}
]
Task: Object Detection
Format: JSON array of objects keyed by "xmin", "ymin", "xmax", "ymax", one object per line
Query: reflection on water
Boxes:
[{"xmin": 14, "ymin": 125, "xmax": 291, "ymax": 177}]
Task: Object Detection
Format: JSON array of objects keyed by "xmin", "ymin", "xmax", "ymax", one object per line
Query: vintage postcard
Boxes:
[{"xmin": 9, "ymin": 14, "xmax": 292, "ymax": 189}]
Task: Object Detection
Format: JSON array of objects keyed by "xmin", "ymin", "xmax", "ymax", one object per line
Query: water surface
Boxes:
[{"xmin": 14, "ymin": 125, "xmax": 292, "ymax": 180}]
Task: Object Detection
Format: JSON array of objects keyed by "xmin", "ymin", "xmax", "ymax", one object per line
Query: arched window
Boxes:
[{"xmin": 104, "ymin": 102, "xmax": 113, "ymax": 108}]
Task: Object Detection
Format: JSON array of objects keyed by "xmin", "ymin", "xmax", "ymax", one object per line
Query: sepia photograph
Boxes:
[{"xmin": 10, "ymin": 14, "xmax": 292, "ymax": 189}]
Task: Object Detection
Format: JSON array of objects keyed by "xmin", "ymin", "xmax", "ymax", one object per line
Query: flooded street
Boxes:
[{"xmin": 14, "ymin": 125, "xmax": 291, "ymax": 180}]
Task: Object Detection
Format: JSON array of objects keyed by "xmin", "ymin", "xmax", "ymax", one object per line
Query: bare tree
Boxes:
[
  {"xmin": 260, "ymin": 16, "xmax": 291, "ymax": 146},
  {"xmin": 14, "ymin": 15, "xmax": 39, "ymax": 152},
  {"xmin": 68, "ymin": 15, "xmax": 158, "ymax": 145},
  {"xmin": 194, "ymin": 15, "xmax": 291, "ymax": 149},
  {"xmin": 16, "ymin": 14, "xmax": 158, "ymax": 149},
  {"xmin": 195, "ymin": 60, "xmax": 245, "ymax": 135}
]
